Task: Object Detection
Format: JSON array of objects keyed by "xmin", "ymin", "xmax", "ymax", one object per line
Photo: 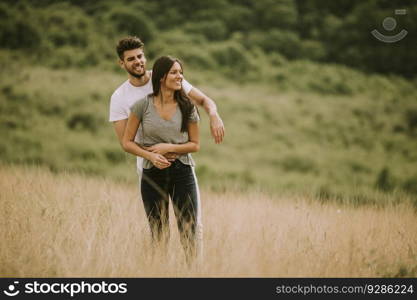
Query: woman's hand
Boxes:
[
  {"xmin": 145, "ymin": 143, "xmax": 173, "ymax": 155},
  {"xmin": 149, "ymin": 152, "xmax": 171, "ymax": 169}
]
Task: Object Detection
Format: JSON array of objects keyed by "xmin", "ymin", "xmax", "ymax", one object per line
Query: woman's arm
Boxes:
[
  {"xmin": 122, "ymin": 113, "xmax": 171, "ymax": 169},
  {"xmin": 146, "ymin": 122, "xmax": 200, "ymax": 155}
]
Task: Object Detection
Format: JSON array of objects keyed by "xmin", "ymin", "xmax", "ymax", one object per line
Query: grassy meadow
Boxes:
[
  {"xmin": 1, "ymin": 0, "xmax": 417, "ymax": 280},
  {"xmin": 1, "ymin": 165, "xmax": 416, "ymax": 277}
]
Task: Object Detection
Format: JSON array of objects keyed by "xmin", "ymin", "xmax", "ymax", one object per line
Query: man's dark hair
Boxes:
[{"xmin": 116, "ymin": 36, "xmax": 144, "ymax": 60}]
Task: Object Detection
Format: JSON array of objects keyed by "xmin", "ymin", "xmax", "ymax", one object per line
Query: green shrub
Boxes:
[
  {"xmin": 405, "ymin": 108, "xmax": 417, "ymax": 134},
  {"xmin": 316, "ymin": 185, "xmax": 343, "ymax": 202},
  {"xmin": 298, "ymin": 40, "xmax": 326, "ymax": 61},
  {"xmin": 71, "ymin": 149, "xmax": 97, "ymax": 161},
  {"xmin": 171, "ymin": 46, "xmax": 217, "ymax": 70},
  {"xmin": 67, "ymin": 113, "xmax": 98, "ymax": 133},
  {"xmin": 48, "ymin": 46, "xmax": 81, "ymax": 69},
  {"xmin": 0, "ymin": 4, "xmax": 42, "ymax": 49},
  {"xmin": 104, "ymin": 148, "xmax": 126, "ymax": 164},
  {"xmin": 254, "ymin": 0, "xmax": 298, "ymax": 30},
  {"xmin": 148, "ymin": 30, "xmax": 216, "ymax": 69},
  {"xmin": 39, "ymin": 3, "xmax": 93, "ymax": 48},
  {"xmin": 35, "ymin": 97, "xmax": 64, "ymax": 116},
  {"xmin": 183, "ymin": 20, "xmax": 227, "ymax": 41},
  {"xmin": 280, "ymin": 155, "xmax": 316, "ymax": 173},
  {"xmin": 249, "ymin": 29, "xmax": 302, "ymax": 59},
  {"xmin": 348, "ymin": 161, "xmax": 371, "ymax": 174},
  {"xmin": 402, "ymin": 175, "xmax": 417, "ymax": 195},
  {"xmin": 375, "ymin": 167, "xmax": 395, "ymax": 192},
  {"xmin": 106, "ymin": 8, "xmax": 156, "ymax": 42},
  {"xmin": 210, "ymin": 41, "xmax": 255, "ymax": 76}
]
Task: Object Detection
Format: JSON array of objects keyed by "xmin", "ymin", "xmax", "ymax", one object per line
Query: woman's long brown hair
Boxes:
[{"xmin": 152, "ymin": 56, "xmax": 196, "ymax": 132}]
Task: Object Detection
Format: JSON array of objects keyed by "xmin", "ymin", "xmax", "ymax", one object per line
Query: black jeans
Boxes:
[{"xmin": 141, "ymin": 160, "xmax": 202, "ymax": 260}]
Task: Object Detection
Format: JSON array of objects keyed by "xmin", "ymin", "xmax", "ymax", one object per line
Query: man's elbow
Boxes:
[
  {"xmin": 197, "ymin": 96, "xmax": 207, "ymax": 107},
  {"xmin": 193, "ymin": 142, "xmax": 200, "ymax": 152},
  {"xmin": 121, "ymin": 140, "xmax": 130, "ymax": 152}
]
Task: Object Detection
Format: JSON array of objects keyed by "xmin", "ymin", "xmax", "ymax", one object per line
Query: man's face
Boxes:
[{"xmin": 120, "ymin": 48, "xmax": 147, "ymax": 78}]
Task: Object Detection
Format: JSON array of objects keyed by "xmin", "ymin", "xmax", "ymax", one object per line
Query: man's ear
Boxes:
[{"xmin": 118, "ymin": 59, "xmax": 124, "ymax": 69}]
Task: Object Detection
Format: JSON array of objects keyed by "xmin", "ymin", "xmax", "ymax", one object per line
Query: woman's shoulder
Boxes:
[
  {"xmin": 131, "ymin": 94, "xmax": 152, "ymax": 109},
  {"xmin": 130, "ymin": 94, "xmax": 153, "ymax": 117}
]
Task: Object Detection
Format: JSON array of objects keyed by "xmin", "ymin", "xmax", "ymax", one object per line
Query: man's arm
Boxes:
[
  {"xmin": 187, "ymin": 87, "xmax": 225, "ymax": 144},
  {"xmin": 113, "ymin": 119, "xmax": 128, "ymax": 147}
]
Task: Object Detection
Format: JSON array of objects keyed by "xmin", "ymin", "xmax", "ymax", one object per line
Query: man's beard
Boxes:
[{"xmin": 127, "ymin": 68, "xmax": 145, "ymax": 79}]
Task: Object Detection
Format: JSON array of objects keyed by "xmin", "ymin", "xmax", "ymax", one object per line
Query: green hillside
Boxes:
[{"xmin": 1, "ymin": 57, "xmax": 416, "ymax": 202}]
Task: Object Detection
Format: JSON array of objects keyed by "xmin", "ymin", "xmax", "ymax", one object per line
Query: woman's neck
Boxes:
[{"xmin": 156, "ymin": 87, "xmax": 175, "ymax": 105}]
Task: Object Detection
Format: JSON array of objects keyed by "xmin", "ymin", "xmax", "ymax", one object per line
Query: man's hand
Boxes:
[
  {"xmin": 187, "ymin": 87, "xmax": 225, "ymax": 144},
  {"xmin": 210, "ymin": 113, "xmax": 225, "ymax": 144},
  {"xmin": 145, "ymin": 143, "xmax": 172, "ymax": 155},
  {"xmin": 164, "ymin": 152, "xmax": 179, "ymax": 162}
]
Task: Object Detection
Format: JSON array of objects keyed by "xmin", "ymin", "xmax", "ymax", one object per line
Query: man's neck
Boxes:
[{"xmin": 128, "ymin": 70, "xmax": 151, "ymax": 87}]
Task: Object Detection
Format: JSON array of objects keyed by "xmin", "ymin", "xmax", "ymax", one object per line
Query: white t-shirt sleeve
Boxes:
[
  {"xmin": 182, "ymin": 78, "xmax": 193, "ymax": 95},
  {"xmin": 109, "ymin": 92, "xmax": 129, "ymax": 122}
]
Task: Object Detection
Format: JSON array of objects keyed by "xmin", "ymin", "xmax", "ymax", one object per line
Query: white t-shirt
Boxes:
[{"xmin": 109, "ymin": 72, "xmax": 193, "ymax": 171}]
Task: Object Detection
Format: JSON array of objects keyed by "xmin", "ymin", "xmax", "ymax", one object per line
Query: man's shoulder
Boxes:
[
  {"xmin": 110, "ymin": 80, "xmax": 130, "ymax": 101},
  {"xmin": 132, "ymin": 94, "xmax": 151, "ymax": 108},
  {"xmin": 130, "ymin": 94, "xmax": 152, "ymax": 117}
]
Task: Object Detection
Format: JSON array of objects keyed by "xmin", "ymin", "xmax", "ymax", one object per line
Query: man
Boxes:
[{"xmin": 109, "ymin": 36, "xmax": 225, "ymax": 172}]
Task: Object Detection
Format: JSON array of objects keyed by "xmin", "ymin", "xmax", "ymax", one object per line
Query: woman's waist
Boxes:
[
  {"xmin": 143, "ymin": 152, "xmax": 192, "ymax": 160},
  {"xmin": 142, "ymin": 154, "xmax": 195, "ymax": 169},
  {"xmin": 140, "ymin": 140, "xmax": 188, "ymax": 147}
]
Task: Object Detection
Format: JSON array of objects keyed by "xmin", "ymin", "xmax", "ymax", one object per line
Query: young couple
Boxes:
[{"xmin": 109, "ymin": 36, "xmax": 225, "ymax": 262}]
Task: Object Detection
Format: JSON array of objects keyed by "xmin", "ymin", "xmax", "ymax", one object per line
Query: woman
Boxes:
[{"xmin": 122, "ymin": 56, "xmax": 202, "ymax": 262}]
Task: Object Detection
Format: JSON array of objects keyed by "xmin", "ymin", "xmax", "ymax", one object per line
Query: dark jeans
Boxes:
[{"xmin": 141, "ymin": 160, "xmax": 202, "ymax": 260}]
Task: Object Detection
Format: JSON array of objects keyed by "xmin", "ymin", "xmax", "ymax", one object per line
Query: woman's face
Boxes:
[{"xmin": 163, "ymin": 62, "xmax": 183, "ymax": 91}]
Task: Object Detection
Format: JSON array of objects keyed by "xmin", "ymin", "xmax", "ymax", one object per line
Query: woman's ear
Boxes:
[{"xmin": 160, "ymin": 74, "xmax": 167, "ymax": 84}]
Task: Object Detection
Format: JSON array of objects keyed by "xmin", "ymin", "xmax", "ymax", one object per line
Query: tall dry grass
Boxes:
[{"xmin": 0, "ymin": 165, "xmax": 416, "ymax": 277}]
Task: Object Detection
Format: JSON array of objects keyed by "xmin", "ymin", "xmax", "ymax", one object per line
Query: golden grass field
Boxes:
[{"xmin": 0, "ymin": 165, "xmax": 416, "ymax": 277}]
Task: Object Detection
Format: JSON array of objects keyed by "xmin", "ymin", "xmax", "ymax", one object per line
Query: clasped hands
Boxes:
[{"xmin": 144, "ymin": 143, "xmax": 178, "ymax": 169}]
